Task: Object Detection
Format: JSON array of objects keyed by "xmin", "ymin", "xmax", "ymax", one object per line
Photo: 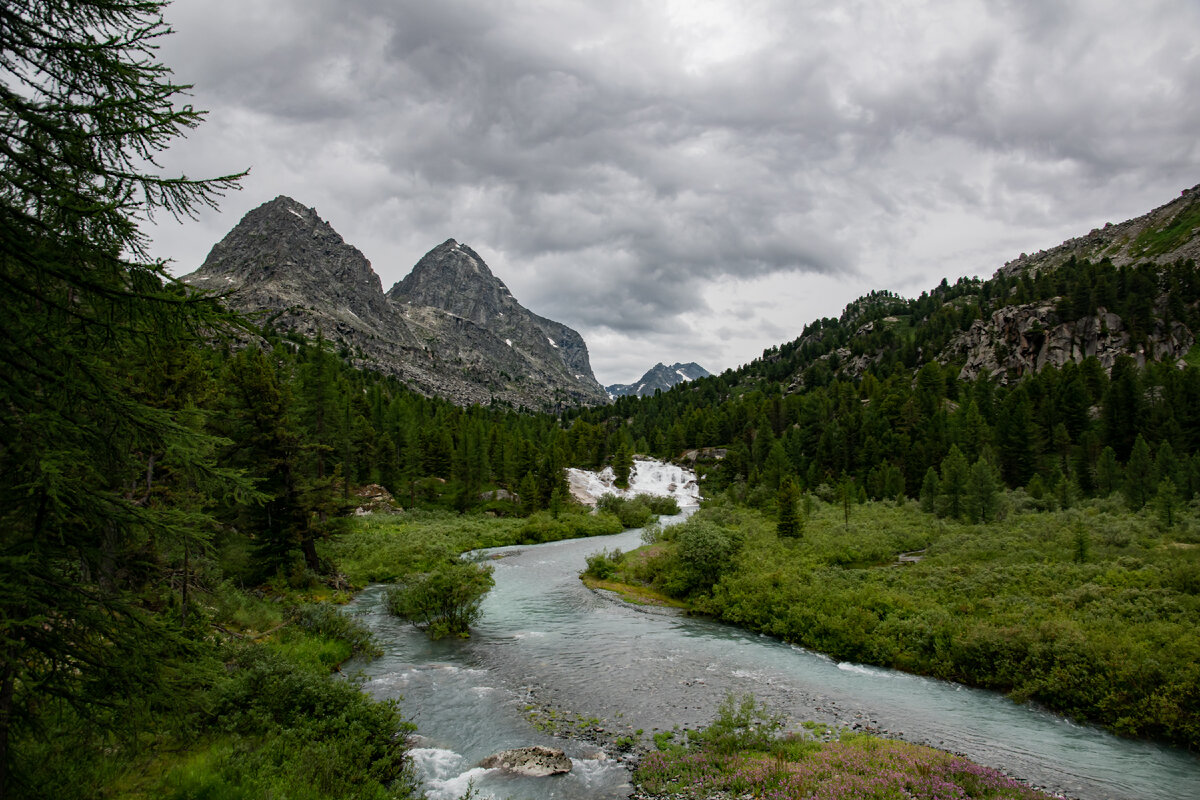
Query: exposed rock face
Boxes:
[
  {"xmin": 944, "ymin": 303, "xmax": 1194, "ymax": 382},
  {"xmin": 479, "ymin": 746, "xmax": 572, "ymax": 777},
  {"xmin": 997, "ymin": 183, "xmax": 1200, "ymax": 277},
  {"xmin": 182, "ymin": 197, "xmax": 607, "ymax": 409},
  {"xmin": 606, "ymin": 362, "xmax": 712, "ymax": 398}
]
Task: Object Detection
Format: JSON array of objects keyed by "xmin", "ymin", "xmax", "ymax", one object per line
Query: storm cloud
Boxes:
[{"xmin": 148, "ymin": 0, "xmax": 1200, "ymax": 384}]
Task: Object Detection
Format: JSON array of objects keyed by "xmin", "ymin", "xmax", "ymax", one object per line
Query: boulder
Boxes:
[{"xmin": 479, "ymin": 745, "xmax": 572, "ymax": 777}]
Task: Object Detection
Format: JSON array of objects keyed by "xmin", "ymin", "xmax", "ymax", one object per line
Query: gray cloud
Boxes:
[{"xmin": 149, "ymin": 0, "xmax": 1200, "ymax": 384}]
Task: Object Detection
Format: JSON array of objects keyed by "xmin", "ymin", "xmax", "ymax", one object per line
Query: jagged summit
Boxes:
[
  {"xmin": 607, "ymin": 362, "xmax": 712, "ymax": 398},
  {"xmin": 182, "ymin": 198, "xmax": 606, "ymax": 409},
  {"xmin": 388, "ymin": 239, "xmax": 521, "ymax": 326},
  {"xmin": 185, "ymin": 195, "xmax": 392, "ymax": 329}
]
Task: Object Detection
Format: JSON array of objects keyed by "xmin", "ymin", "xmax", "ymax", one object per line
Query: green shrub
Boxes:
[
  {"xmin": 386, "ymin": 561, "xmax": 494, "ymax": 639},
  {"xmin": 582, "ymin": 548, "xmax": 625, "ymax": 580}
]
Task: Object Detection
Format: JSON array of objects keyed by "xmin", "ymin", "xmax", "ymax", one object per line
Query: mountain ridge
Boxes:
[
  {"xmin": 183, "ymin": 197, "xmax": 607, "ymax": 409},
  {"xmin": 606, "ymin": 361, "xmax": 712, "ymax": 398}
]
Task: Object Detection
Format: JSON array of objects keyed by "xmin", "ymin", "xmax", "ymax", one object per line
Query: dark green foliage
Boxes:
[
  {"xmin": 0, "ymin": 1, "xmax": 248, "ymax": 791},
  {"xmin": 776, "ymin": 478, "xmax": 803, "ymax": 538},
  {"xmin": 203, "ymin": 645, "xmax": 415, "ymax": 799},
  {"xmin": 919, "ymin": 467, "xmax": 940, "ymax": 514},
  {"xmin": 386, "ymin": 561, "xmax": 495, "ymax": 639},
  {"xmin": 1124, "ymin": 435, "xmax": 1156, "ymax": 510},
  {"xmin": 612, "ymin": 441, "xmax": 634, "ymax": 488},
  {"xmin": 966, "ymin": 458, "xmax": 1001, "ymax": 523},
  {"xmin": 939, "ymin": 446, "xmax": 971, "ymax": 519}
]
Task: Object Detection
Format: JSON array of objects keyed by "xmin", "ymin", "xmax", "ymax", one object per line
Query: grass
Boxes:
[
  {"xmin": 1130, "ymin": 200, "xmax": 1200, "ymax": 258},
  {"xmin": 581, "ymin": 575, "xmax": 690, "ymax": 608},
  {"xmin": 635, "ymin": 693, "xmax": 1055, "ymax": 800}
]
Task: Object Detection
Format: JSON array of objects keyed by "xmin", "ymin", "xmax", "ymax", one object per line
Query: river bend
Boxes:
[{"xmin": 347, "ymin": 518, "xmax": 1200, "ymax": 800}]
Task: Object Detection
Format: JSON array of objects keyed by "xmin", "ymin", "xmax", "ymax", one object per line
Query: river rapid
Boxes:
[{"xmin": 346, "ymin": 514, "xmax": 1200, "ymax": 800}]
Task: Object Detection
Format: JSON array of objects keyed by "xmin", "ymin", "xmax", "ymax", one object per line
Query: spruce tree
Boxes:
[
  {"xmin": 1124, "ymin": 435, "xmax": 1157, "ymax": 510},
  {"xmin": 938, "ymin": 445, "xmax": 970, "ymax": 520},
  {"xmin": 776, "ymin": 477, "xmax": 803, "ymax": 538}
]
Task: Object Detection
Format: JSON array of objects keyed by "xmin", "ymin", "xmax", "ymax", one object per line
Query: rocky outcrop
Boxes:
[
  {"xmin": 945, "ymin": 303, "xmax": 1194, "ymax": 382},
  {"xmin": 998, "ymin": 184, "xmax": 1200, "ymax": 277},
  {"xmin": 182, "ymin": 198, "xmax": 607, "ymax": 410},
  {"xmin": 479, "ymin": 746, "xmax": 572, "ymax": 777},
  {"xmin": 606, "ymin": 362, "xmax": 712, "ymax": 398},
  {"xmin": 351, "ymin": 484, "xmax": 401, "ymax": 516}
]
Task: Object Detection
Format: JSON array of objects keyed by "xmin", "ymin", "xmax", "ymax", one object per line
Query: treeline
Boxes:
[{"xmin": 564, "ymin": 254, "xmax": 1200, "ymax": 513}]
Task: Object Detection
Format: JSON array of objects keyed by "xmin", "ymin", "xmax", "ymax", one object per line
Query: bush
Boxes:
[
  {"xmin": 692, "ymin": 692, "xmax": 785, "ymax": 755},
  {"xmin": 292, "ymin": 603, "xmax": 381, "ymax": 659},
  {"xmin": 204, "ymin": 645, "xmax": 416, "ymax": 799},
  {"xmin": 582, "ymin": 548, "xmax": 625, "ymax": 580},
  {"xmin": 595, "ymin": 493, "xmax": 681, "ymax": 528},
  {"xmin": 386, "ymin": 561, "xmax": 495, "ymax": 639},
  {"xmin": 674, "ymin": 516, "xmax": 744, "ymax": 595}
]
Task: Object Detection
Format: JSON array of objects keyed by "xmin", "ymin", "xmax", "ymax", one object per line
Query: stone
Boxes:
[{"xmin": 479, "ymin": 745, "xmax": 573, "ymax": 777}]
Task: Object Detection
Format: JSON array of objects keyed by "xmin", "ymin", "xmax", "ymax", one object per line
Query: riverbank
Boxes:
[
  {"xmin": 585, "ymin": 499, "xmax": 1200, "ymax": 751},
  {"xmin": 332, "ymin": 506, "xmax": 1200, "ymax": 800}
]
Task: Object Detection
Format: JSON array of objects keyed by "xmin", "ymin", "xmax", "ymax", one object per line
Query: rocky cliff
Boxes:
[
  {"xmin": 183, "ymin": 197, "xmax": 607, "ymax": 409},
  {"xmin": 606, "ymin": 362, "xmax": 712, "ymax": 398},
  {"xmin": 945, "ymin": 303, "xmax": 1194, "ymax": 382}
]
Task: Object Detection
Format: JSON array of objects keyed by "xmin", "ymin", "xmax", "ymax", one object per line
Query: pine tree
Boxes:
[
  {"xmin": 966, "ymin": 457, "xmax": 1001, "ymax": 523},
  {"xmin": 0, "ymin": 1, "xmax": 245, "ymax": 790},
  {"xmin": 1095, "ymin": 446, "xmax": 1122, "ymax": 496},
  {"xmin": 919, "ymin": 466, "xmax": 940, "ymax": 514},
  {"xmin": 938, "ymin": 445, "xmax": 971, "ymax": 520},
  {"xmin": 1124, "ymin": 435, "xmax": 1156, "ymax": 510},
  {"xmin": 776, "ymin": 478, "xmax": 803, "ymax": 538},
  {"xmin": 612, "ymin": 441, "xmax": 633, "ymax": 489}
]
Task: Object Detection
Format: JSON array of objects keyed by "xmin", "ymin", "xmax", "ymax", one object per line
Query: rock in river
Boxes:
[{"xmin": 479, "ymin": 745, "xmax": 572, "ymax": 777}]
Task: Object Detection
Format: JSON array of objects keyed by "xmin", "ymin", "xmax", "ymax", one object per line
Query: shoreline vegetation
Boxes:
[
  {"xmin": 580, "ymin": 496, "xmax": 1200, "ymax": 753},
  {"xmin": 629, "ymin": 693, "xmax": 1059, "ymax": 800}
]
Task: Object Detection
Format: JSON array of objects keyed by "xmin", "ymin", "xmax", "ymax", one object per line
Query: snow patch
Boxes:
[
  {"xmin": 505, "ymin": 339, "xmax": 513, "ymax": 347},
  {"xmin": 567, "ymin": 458, "xmax": 700, "ymax": 507},
  {"xmin": 286, "ymin": 208, "xmax": 304, "ymax": 219},
  {"xmin": 547, "ymin": 337, "xmax": 558, "ymax": 348}
]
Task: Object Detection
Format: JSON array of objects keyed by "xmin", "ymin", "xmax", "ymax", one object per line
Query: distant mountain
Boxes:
[
  {"xmin": 606, "ymin": 362, "xmax": 712, "ymax": 398},
  {"xmin": 183, "ymin": 196, "xmax": 607, "ymax": 409}
]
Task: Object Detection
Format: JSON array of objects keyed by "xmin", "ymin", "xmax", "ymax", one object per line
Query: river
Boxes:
[{"xmin": 346, "ymin": 515, "xmax": 1200, "ymax": 800}]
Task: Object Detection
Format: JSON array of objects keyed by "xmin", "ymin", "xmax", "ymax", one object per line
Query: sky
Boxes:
[{"xmin": 146, "ymin": 0, "xmax": 1200, "ymax": 387}]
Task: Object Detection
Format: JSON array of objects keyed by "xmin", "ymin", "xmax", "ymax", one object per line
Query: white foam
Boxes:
[
  {"xmin": 422, "ymin": 766, "xmax": 498, "ymax": 800},
  {"xmin": 408, "ymin": 747, "xmax": 465, "ymax": 780},
  {"xmin": 566, "ymin": 458, "xmax": 701, "ymax": 507},
  {"xmin": 837, "ymin": 661, "xmax": 892, "ymax": 678}
]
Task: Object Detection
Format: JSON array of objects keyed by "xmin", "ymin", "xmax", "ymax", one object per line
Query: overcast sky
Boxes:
[{"xmin": 147, "ymin": 0, "xmax": 1200, "ymax": 386}]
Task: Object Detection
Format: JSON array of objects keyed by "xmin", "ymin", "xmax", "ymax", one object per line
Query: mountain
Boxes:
[
  {"xmin": 731, "ymin": 183, "xmax": 1200, "ymax": 392},
  {"xmin": 606, "ymin": 362, "xmax": 712, "ymax": 398},
  {"xmin": 183, "ymin": 196, "xmax": 607, "ymax": 408}
]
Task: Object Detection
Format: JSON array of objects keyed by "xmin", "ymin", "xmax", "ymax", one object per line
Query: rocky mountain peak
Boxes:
[
  {"xmin": 183, "ymin": 197, "xmax": 607, "ymax": 409},
  {"xmin": 184, "ymin": 195, "xmax": 390, "ymax": 326},
  {"xmin": 387, "ymin": 239, "xmax": 519, "ymax": 327},
  {"xmin": 606, "ymin": 361, "xmax": 712, "ymax": 398}
]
